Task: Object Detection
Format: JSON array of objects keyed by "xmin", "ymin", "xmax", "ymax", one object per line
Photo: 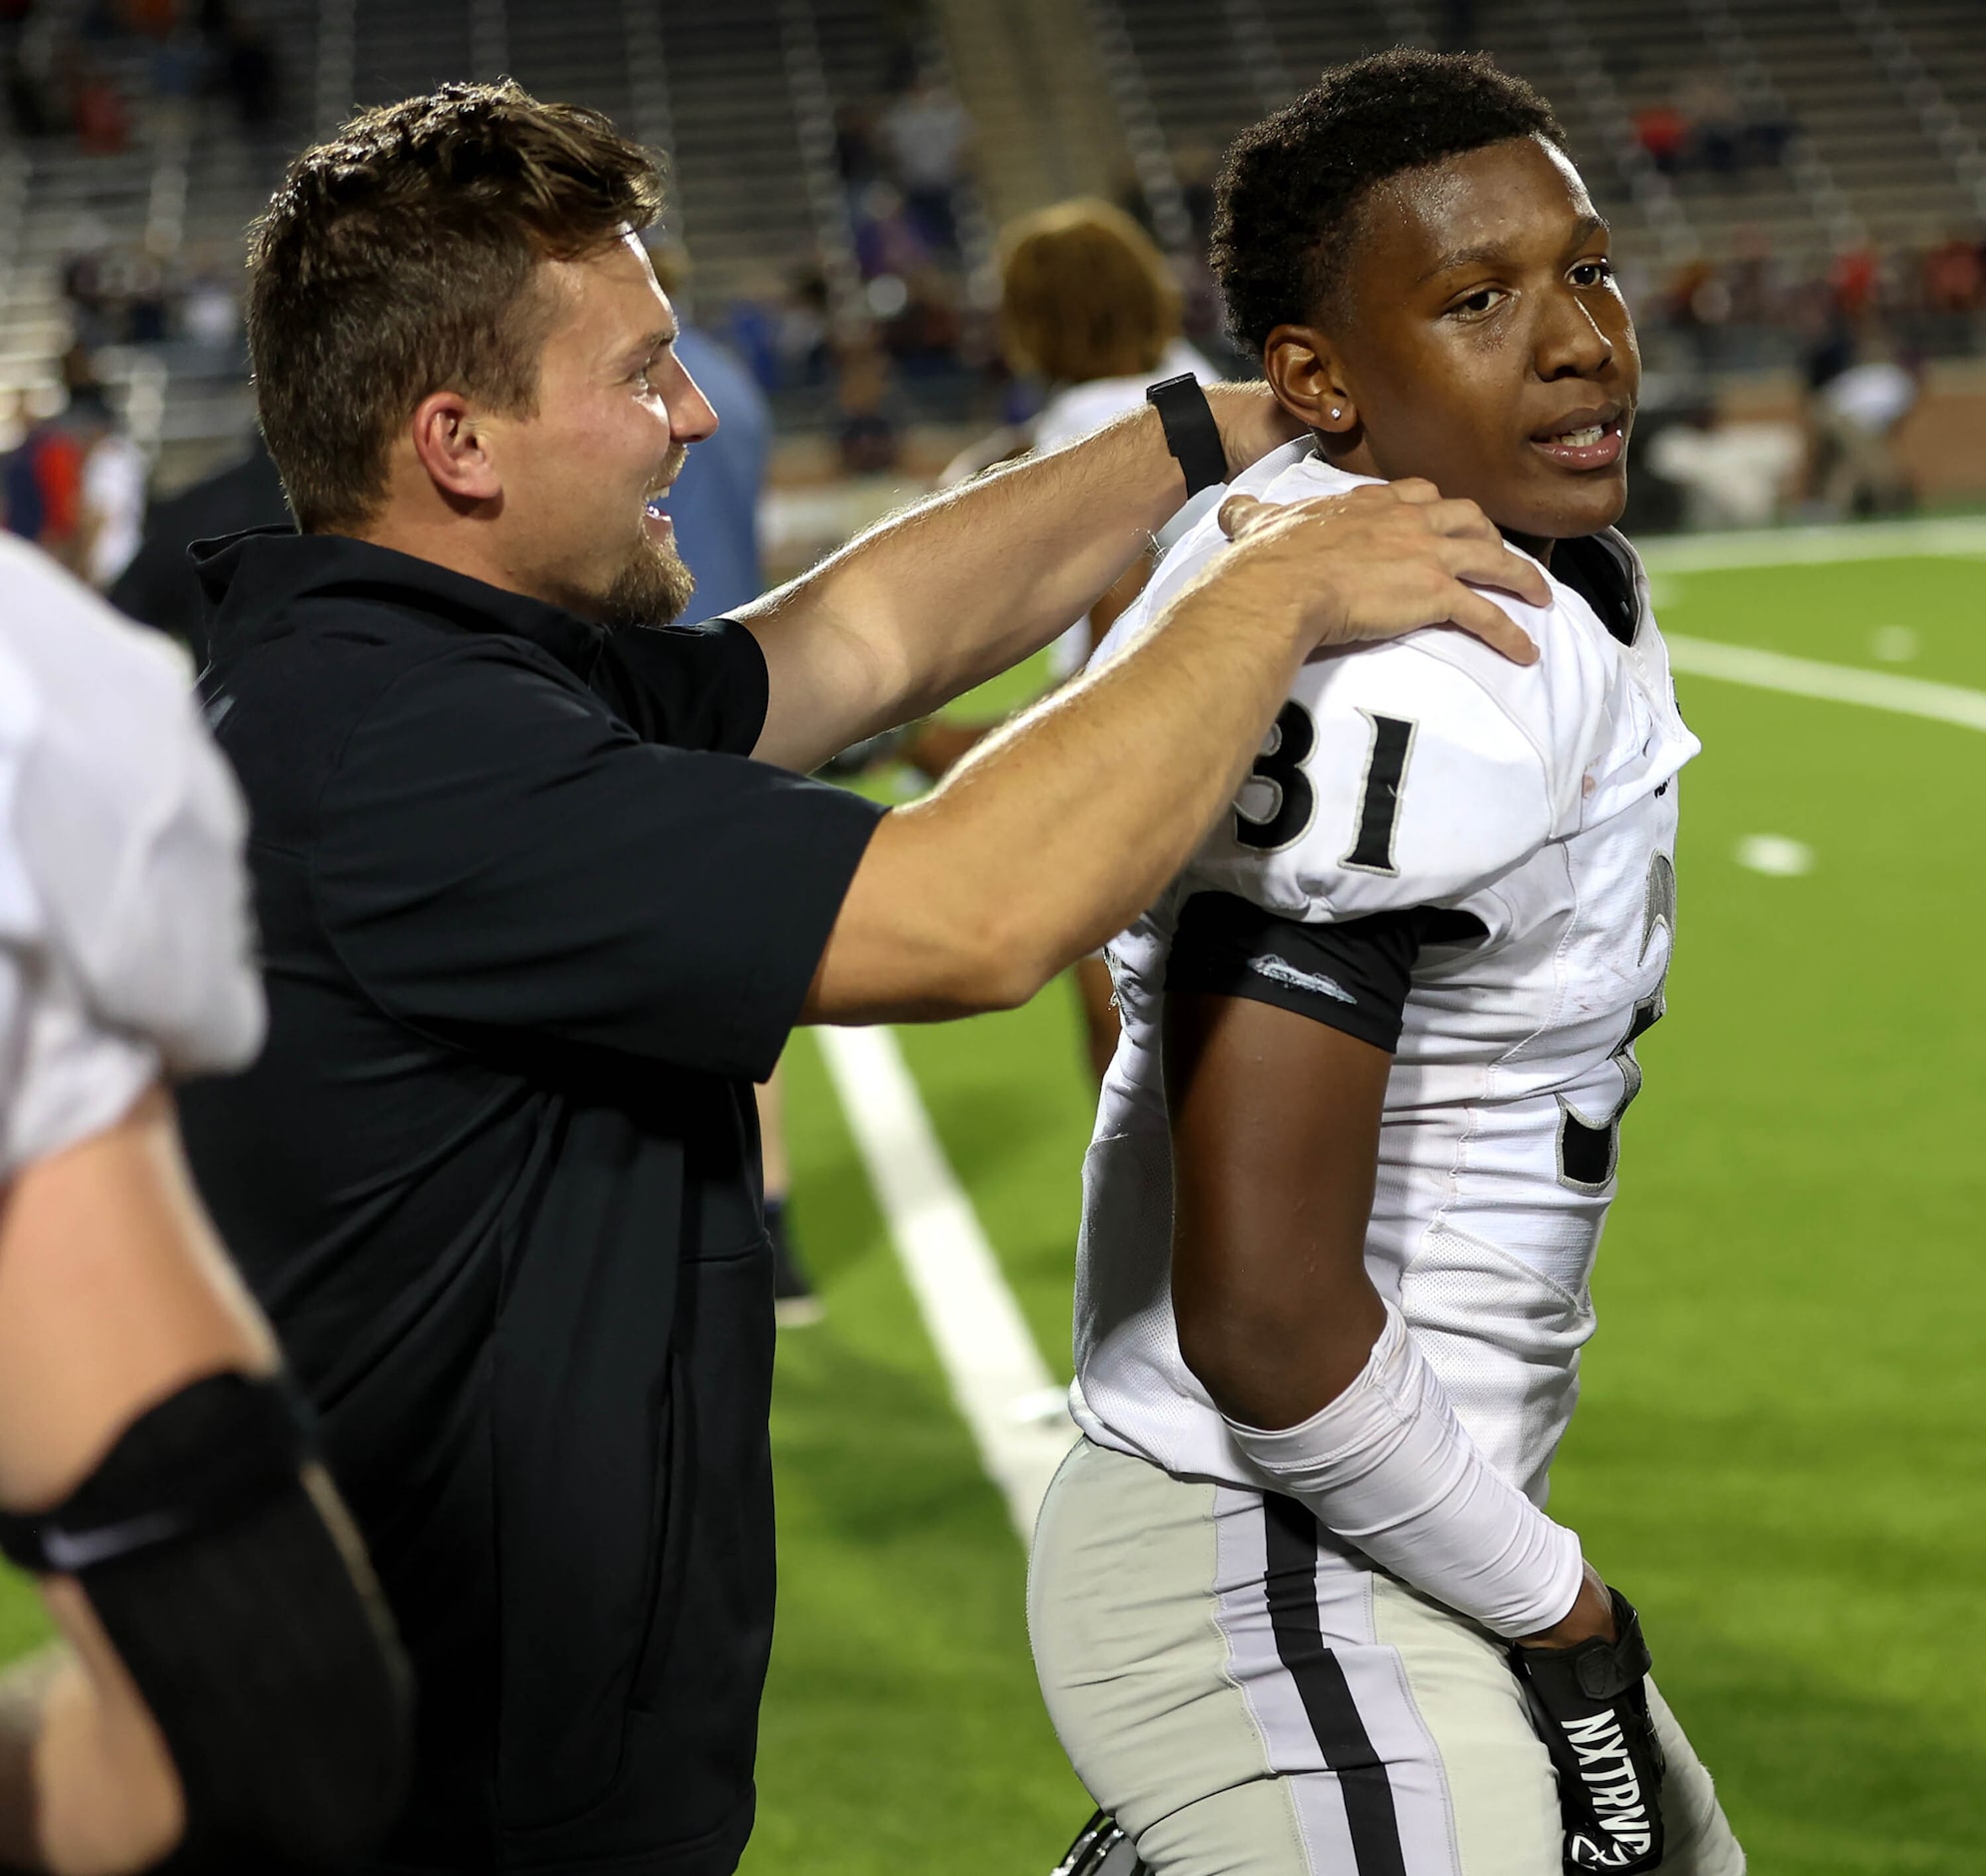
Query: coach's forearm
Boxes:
[
  {"xmin": 804, "ymin": 482, "xmax": 1546, "ymax": 1021},
  {"xmin": 805, "ymin": 577, "xmax": 1311, "ymax": 1023},
  {"xmin": 747, "ymin": 389, "xmax": 1297, "ymax": 765}
]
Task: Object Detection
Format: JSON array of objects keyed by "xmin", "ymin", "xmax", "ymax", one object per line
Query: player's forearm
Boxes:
[
  {"xmin": 1225, "ymin": 1303, "xmax": 1585, "ymax": 1637},
  {"xmin": 0, "ymin": 1651, "xmax": 53, "ymax": 1869},
  {"xmin": 0, "ymin": 1635, "xmax": 182, "ymax": 1876},
  {"xmin": 805, "ymin": 579, "xmax": 1313, "ymax": 1023}
]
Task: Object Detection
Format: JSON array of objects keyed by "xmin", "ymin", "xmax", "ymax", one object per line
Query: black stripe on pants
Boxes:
[{"xmin": 1262, "ymin": 1494, "xmax": 1408, "ymax": 1876}]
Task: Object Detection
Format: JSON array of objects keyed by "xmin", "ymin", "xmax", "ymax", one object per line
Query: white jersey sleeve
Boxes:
[
  {"xmin": 0, "ymin": 537, "xmax": 264, "ymax": 1177},
  {"xmin": 1188, "ymin": 646, "xmax": 1557, "ymax": 924}
]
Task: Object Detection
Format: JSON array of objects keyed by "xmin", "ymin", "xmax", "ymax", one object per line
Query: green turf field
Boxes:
[
  {"xmin": 749, "ymin": 532, "xmax": 1986, "ymax": 1875},
  {"xmin": 5, "ymin": 527, "xmax": 1981, "ymax": 1873}
]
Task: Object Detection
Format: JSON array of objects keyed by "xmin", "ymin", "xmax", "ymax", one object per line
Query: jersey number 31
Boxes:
[{"xmin": 1236, "ymin": 701, "xmax": 1414, "ymax": 876}]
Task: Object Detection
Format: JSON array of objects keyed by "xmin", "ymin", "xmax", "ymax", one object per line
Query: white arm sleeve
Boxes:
[{"xmin": 1225, "ymin": 1301, "xmax": 1584, "ymax": 1637}]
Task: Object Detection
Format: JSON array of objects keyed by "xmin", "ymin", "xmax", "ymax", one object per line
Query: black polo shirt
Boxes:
[{"xmin": 177, "ymin": 530, "xmax": 883, "ymax": 1876}]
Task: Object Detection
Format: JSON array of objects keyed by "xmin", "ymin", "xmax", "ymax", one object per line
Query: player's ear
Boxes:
[{"xmin": 1263, "ymin": 325, "xmax": 1358, "ymax": 445}]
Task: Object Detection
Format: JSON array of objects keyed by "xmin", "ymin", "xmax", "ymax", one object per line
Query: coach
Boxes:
[{"xmin": 177, "ymin": 80, "xmax": 1543, "ymax": 1876}]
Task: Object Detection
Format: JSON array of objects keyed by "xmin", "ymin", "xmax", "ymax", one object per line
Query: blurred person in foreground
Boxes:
[
  {"xmin": 1033, "ymin": 53, "xmax": 1742, "ymax": 1875},
  {"xmin": 649, "ymin": 243, "xmax": 820, "ymax": 1325},
  {"xmin": 178, "ymin": 80, "xmax": 1547, "ymax": 1876},
  {"xmin": 0, "ymin": 536, "xmax": 409, "ymax": 1873}
]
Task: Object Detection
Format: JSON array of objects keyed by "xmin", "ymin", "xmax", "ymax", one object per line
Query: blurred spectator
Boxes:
[
  {"xmin": 4, "ymin": 42, "xmax": 58, "ymax": 136},
  {"xmin": 67, "ymin": 50, "xmax": 127, "ymax": 151},
  {"xmin": 61, "ymin": 247, "xmax": 118, "ymax": 347},
  {"xmin": 80, "ymin": 389, "xmax": 147, "ymax": 586},
  {"xmin": 3, "ymin": 404, "xmax": 89, "ymax": 567},
  {"xmin": 1922, "ymin": 233, "xmax": 1983, "ymax": 314},
  {"xmin": 217, "ymin": 9, "xmax": 277, "ymax": 134},
  {"xmin": 1724, "ymin": 226, "xmax": 1783, "ymax": 328},
  {"xmin": 853, "ymin": 180, "xmax": 931, "ymax": 283},
  {"xmin": 999, "ymin": 197, "xmax": 1216, "ymax": 474},
  {"xmin": 929, "ymin": 198, "xmax": 1225, "ymax": 1080},
  {"xmin": 1645, "ymin": 404, "xmax": 1802, "ymax": 529},
  {"xmin": 996, "ymin": 196, "xmax": 1223, "ymax": 681},
  {"xmin": 181, "ymin": 256, "xmax": 243, "ymax": 355},
  {"xmin": 1800, "ymin": 300, "xmax": 1858, "ymax": 398},
  {"xmin": 879, "ymin": 266, "xmax": 963, "ymax": 379},
  {"xmin": 109, "ymin": 431, "xmax": 290, "ymax": 653},
  {"xmin": 832, "ymin": 342, "xmax": 905, "ymax": 474},
  {"xmin": 1830, "ymin": 245, "xmax": 1881, "ymax": 320},
  {"xmin": 880, "ymin": 73, "xmax": 968, "ymax": 254},
  {"xmin": 647, "ymin": 247, "xmax": 772, "ymax": 622},
  {"xmin": 148, "ymin": 19, "xmax": 203, "ymax": 124},
  {"xmin": 774, "ymin": 269, "xmax": 832, "ymax": 388},
  {"xmin": 1811, "ymin": 349, "xmax": 1918, "ymax": 518},
  {"xmin": 832, "ymin": 100, "xmax": 881, "ymax": 196},
  {"xmin": 5, "ymin": 350, "xmax": 89, "ymax": 560},
  {"xmin": 124, "ymin": 244, "xmax": 172, "ymax": 344},
  {"xmin": 2, "ymin": 352, "xmax": 139, "ymax": 584},
  {"xmin": 1634, "ymin": 100, "xmax": 1687, "ymax": 176},
  {"xmin": 1680, "ymin": 73, "xmax": 1741, "ymax": 179}
]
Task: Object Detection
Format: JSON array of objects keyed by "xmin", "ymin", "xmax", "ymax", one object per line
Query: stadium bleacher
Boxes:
[{"xmin": 1, "ymin": 0, "xmax": 1982, "ymax": 529}]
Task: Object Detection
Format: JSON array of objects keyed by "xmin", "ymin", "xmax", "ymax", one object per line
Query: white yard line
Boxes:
[
  {"xmin": 1665, "ymin": 634, "xmax": 1986, "ymax": 731},
  {"xmin": 815, "ymin": 1025, "xmax": 1075, "ymax": 1548},
  {"xmin": 1640, "ymin": 514, "xmax": 1986, "ymax": 573}
]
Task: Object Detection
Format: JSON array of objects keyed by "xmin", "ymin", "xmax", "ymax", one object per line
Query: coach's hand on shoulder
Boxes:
[
  {"xmin": 804, "ymin": 481, "xmax": 1548, "ymax": 1029},
  {"xmin": 1213, "ymin": 479, "xmax": 1547, "ymax": 665}
]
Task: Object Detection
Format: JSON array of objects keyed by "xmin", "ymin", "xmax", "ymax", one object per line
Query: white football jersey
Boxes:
[
  {"xmin": 1070, "ymin": 446, "xmax": 1699, "ymax": 1506},
  {"xmin": 0, "ymin": 536, "xmax": 264, "ymax": 1179}
]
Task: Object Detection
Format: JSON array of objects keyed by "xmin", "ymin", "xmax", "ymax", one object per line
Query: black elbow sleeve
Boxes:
[{"xmin": 0, "ymin": 1375, "xmax": 412, "ymax": 1870}]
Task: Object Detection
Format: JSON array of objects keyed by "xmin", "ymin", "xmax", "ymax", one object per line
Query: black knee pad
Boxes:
[{"xmin": 0, "ymin": 1375, "xmax": 412, "ymax": 1870}]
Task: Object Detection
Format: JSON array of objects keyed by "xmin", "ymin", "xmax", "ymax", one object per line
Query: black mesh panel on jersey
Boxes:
[
  {"xmin": 1552, "ymin": 534, "xmax": 1639, "ymax": 646},
  {"xmin": 1166, "ymin": 892, "xmax": 1486, "ymax": 1054}
]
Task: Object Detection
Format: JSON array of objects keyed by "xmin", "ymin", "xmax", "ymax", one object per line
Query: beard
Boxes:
[{"xmin": 599, "ymin": 525, "xmax": 697, "ymax": 628}]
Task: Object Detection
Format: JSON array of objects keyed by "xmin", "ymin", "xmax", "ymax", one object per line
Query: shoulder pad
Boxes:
[{"xmin": 1188, "ymin": 640, "xmax": 1557, "ymax": 922}]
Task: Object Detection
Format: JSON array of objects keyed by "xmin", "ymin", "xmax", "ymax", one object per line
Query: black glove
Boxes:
[{"xmin": 1507, "ymin": 1587, "xmax": 1666, "ymax": 1874}]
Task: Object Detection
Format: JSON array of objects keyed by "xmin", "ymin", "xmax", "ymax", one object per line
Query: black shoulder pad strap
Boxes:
[{"xmin": 0, "ymin": 1373, "xmax": 309, "ymax": 1575}]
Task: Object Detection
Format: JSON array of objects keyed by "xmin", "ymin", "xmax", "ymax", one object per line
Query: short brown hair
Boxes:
[
  {"xmin": 246, "ymin": 81, "xmax": 665, "ymax": 532},
  {"xmin": 998, "ymin": 199, "xmax": 1181, "ymax": 385}
]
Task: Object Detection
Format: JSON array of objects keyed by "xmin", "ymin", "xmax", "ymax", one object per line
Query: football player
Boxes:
[
  {"xmin": 1030, "ymin": 52, "xmax": 1745, "ymax": 1876},
  {"xmin": 0, "ymin": 537, "xmax": 410, "ymax": 1871}
]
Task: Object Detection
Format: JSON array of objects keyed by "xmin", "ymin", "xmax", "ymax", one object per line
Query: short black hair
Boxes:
[{"xmin": 1212, "ymin": 49, "xmax": 1565, "ymax": 354}]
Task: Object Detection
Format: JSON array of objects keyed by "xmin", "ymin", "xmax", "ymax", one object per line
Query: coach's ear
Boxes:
[
  {"xmin": 407, "ymin": 391, "xmax": 502, "ymax": 510},
  {"xmin": 1263, "ymin": 326, "xmax": 1359, "ymax": 448}
]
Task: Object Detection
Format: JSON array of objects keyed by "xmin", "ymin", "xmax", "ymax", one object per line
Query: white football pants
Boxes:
[{"xmin": 1029, "ymin": 1437, "xmax": 1745, "ymax": 1876}]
